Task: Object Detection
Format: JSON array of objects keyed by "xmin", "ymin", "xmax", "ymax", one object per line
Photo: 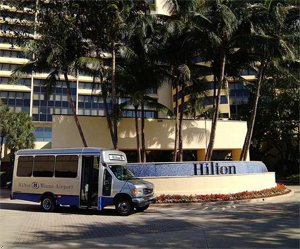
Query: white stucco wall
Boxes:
[
  {"xmin": 52, "ymin": 115, "xmax": 247, "ymax": 152},
  {"xmin": 144, "ymin": 173, "xmax": 277, "ymax": 195}
]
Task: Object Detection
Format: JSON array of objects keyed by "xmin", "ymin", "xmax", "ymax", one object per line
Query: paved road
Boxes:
[{"xmin": 0, "ymin": 186, "xmax": 299, "ymax": 249}]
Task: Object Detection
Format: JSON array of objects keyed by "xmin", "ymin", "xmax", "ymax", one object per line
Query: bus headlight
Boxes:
[{"xmin": 132, "ymin": 188, "xmax": 143, "ymax": 196}]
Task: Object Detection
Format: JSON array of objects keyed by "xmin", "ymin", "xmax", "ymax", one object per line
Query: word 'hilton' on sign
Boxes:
[{"xmin": 194, "ymin": 162, "xmax": 236, "ymax": 175}]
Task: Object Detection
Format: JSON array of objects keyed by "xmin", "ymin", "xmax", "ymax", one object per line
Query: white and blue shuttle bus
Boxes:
[{"xmin": 11, "ymin": 148, "xmax": 156, "ymax": 216}]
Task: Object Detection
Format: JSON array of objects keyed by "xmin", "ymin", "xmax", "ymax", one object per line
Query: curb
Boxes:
[{"xmin": 151, "ymin": 188, "xmax": 294, "ymax": 208}]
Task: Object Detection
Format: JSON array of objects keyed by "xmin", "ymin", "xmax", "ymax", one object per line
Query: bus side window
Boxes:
[
  {"xmin": 33, "ymin": 156, "xmax": 55, "ymax": 177},
  {"xmin": 55, "ymin": 155, "xmax": 78, "ymax": 178},
  {"xmin": 17, "ymin": 156, "xmax": 33, "ymax": 177}
]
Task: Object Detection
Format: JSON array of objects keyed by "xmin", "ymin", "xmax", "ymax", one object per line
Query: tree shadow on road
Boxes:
[
  {"xmin": 183, "ymin": 201, "xmax": 300, "ymax": 249},
  {"xmin": 1, "ymin": 190, "xmax": 299, "ymax": 249}
]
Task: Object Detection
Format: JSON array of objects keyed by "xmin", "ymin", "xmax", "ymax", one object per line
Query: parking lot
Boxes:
[{"xmin": 0, "ymin": 186, "xmax": 299, "ymax": 249}]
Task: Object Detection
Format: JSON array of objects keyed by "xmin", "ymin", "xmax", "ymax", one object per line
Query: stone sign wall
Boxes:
[{"xmin": 127, "ymin": 161, "xmax": 268, "ymax": 177}]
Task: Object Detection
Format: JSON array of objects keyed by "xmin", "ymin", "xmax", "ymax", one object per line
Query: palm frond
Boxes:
[{"xmin": 143, "ymin": 96, "xmax": 174, "ymax": 117}]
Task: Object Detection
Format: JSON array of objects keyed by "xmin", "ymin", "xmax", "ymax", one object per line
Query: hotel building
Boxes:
[{"xmin": 0, "ymin": 1, "xmax": 251, "ymax": 164}]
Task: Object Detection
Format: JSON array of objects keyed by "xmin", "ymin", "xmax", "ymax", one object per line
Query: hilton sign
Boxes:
[
  {"xmin": 194, "ymin": 162, "xmax": 236, "ymax": 175},
  {"xmin": 128, "ymin": 161, "xmax": 268, "ymax": 177}
]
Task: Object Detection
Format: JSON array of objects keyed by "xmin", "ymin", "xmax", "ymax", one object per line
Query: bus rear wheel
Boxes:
[{"xmin": 41, "ymin": 195, "xmax": 56, "ymax": 212}]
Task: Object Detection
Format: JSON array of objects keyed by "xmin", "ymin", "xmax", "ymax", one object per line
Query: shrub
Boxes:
[{"xmin": 156, "ymin": 184, "xmax": 289, "ymax": 204}]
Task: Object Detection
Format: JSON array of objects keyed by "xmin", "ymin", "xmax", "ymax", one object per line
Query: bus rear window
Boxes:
[
  {"xmin": 33, "ymin": 156, "xmax": 55, "ymax": 177},
  {"xmin": 17, "ymin": 156, "xmax": 33, "ymax": 177},
  {"xmin": 55, "ymin": 155, "xmax": 78, "ymax": 178}
]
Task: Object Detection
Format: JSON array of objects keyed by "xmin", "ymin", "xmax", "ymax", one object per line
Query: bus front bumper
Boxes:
[{"xmin": 132, "ymin": 196, "xmax": 156, "ymax": 208}]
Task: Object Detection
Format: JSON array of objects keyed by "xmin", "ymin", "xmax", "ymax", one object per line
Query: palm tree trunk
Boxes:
[
  {"xmin": 240, "ymin": 61, "xmax": 267, "ymax": 161},
  {"xmin": 178, "ymin": 83, "xmax": 185, "ymax": 161},
  {"xmin": 134, "ymin": 105, "xmax": 141, "ymax": 162},
  {"xmin": 205, "ymin": 51, "xmax": 226, "ymax": 161},
  {"xmin": 0, "ymin": 135, "xmax": 4, "ymax": 168},
  {"xmin": 9, "ymin": 148, "xmax": 15, "ymax": 169},
  {"xmin": 64, "ymin": 73, "xmax": 87, "ymax": 147},
  {"xmin": 213, "ymin": 75, "xmax": 217, "ymax": 110},
  {"xmin": 111, "ymin": 42, "xmax": 118, "ymax": 149},
  {"xmin": 141, "ymin": 100, "xmax": 146, "ymax": 162},
  {"xmin": 173, "ymin": 81, "xmax": 179, "ymax": 162},
  {"xmin": 102, "ymin": 84, "xmax": 115, "ymax": 149},
  {"xmin": 99, "ymin": 64, "xmax": 115, "ymax": 150}
]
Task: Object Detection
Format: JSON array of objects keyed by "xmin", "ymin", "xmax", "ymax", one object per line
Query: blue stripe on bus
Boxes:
[
  {"xmin": 98, "ymin": 196, "xmax": 114, "ymax": 210},
  {"xmin": 56, "ymin": 195, "xmax": 80, "ymax": 207},
  {"xmin": 13, "ymin": 192, "xmax": 80, "ymax": 207},
  {"xmin": 13, "ymin": 192, "xmax": 41, "ymax": 202}
]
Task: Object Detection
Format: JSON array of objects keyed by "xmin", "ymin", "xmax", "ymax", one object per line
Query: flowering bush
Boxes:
[{"xmin": 156, "ymin": 184, "xmax": 289, "ymax": 204}]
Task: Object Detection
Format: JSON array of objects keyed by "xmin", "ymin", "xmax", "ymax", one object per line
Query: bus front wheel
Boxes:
[
  {"xmin": 115, "ymin": 198, "xmax": 133, "ymax": 216},
  {"xmin": 41, "ymin": 195, "xmax": 56, "ymax": 212}
]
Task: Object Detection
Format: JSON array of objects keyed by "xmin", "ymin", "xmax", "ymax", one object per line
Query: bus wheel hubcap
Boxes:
[
  {"xmin": 43, "ymin": 199, "xmax": 51, "ymax": 209},
  {"xmin": 120, "ymin": 202, "xmax": 130, "ymax": 212}
]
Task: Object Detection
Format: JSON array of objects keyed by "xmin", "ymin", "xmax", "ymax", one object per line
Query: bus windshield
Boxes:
[{"xmin": 109, "ymin": 165, "xmax": 134, "ymax": 180}]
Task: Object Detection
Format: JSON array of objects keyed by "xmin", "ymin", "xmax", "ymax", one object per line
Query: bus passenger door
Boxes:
[
  {"xmin": 97, "ymin": 167, "xmax": 113, "ymax": 210},
  {"xmin": 81, "ymin": 156, "xmax": 99, "ymax": 207}
]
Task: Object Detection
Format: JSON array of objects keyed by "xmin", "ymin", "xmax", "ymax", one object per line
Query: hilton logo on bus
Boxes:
[
  {"xmin": 194, "ymin": 162, "xmax": 236, "ymax": 176},
  {"xmin": 32, "ymin": 182, "xmax": 40, "ymax": 189}
]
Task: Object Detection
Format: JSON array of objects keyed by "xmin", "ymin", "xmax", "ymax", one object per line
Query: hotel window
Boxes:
[
  {"xmin": 121, "ymin": 98, "xmax": 158, "ymax": 118},
  {"xmin": 122, "ymin": 109, "xmax": 157, "ymax": 118},
  {"xmin": 0, "ymin": 23, "xmax": 34, "ymax": 34},
  {"xmin": 203, "ymin": 96, "xmax": 228, "ymax": 105},
  {"xmin": 240, "ymin": 70, "xmax": 257, "ymax": 76},
  {"xmin": 78, "ymin": 82, "xmax": 102, "ymax": 90},
  {"xmin": 0, "ymin": 78, "xmax": 9, "ymax": 84},
  {"xmin": 220, "ymin": 96, "xmax": 228, "ymax": 104},
  {"xmin": 0, "ymin": 91, "xmax": 30, "ymax": 113},
  {"xmin": 32, "ymin": 79, "xmax": 76, "ymax": 122},
  {"xmin": 34, "ymin": 127, "xmax": 52, "ymax": 142},
  {"xmin": 146, "ymin": 87, "xmax": 157, "ymax": 94},
  {"xmin": 0, "ymin": 77, "xmax": 31, "ymax": 86},
  {"xmin": 0, "ymin": 49, "xmax": 26, "ymax": 58},
  {"xmin": 0, "ymin": 63, "xmax": 18, "ymax": 71},
  {"xmin": 78, "ymin": 94, "xmax": 105, "ymax": 116},
  {"xmin": 0, "ymin": 8, "xmax": 35, "ymax": 21},
  {"xmin": 148, "ymin": 0, "xmax": 156, "ymax": 10}
]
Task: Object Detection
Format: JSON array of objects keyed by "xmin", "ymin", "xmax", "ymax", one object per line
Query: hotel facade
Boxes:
[{"xmin": 0, "ymin": 1, "xmax": 251, "ymax": 164}]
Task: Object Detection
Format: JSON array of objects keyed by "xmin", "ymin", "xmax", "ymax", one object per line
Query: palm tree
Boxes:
[
  {"xmin": 117, "ymin": 48, "xmax": 172, "ymax": 162},
  {"xmin": 0, "ymin": 102, "xmax": 10, "ymax": 168},
  {"xmin": 15, "ymin": 1, "xmax": 88, "ymax": 147},
  {"xmin": 163, "ymin": 1, "xmax": 207, "ymax": 161},
  {"xmin": 115, "ymin": 4, "xmax": 174, "ymax": 162},
  {"xmin": 5, "ymin": 111, "xmax": 35, "ymax": 165},
  {"xmin": 239, "ymin": 1, "xmax": 299, "ymax": 160},
  {"xmin": 158, "ymin": 9, "xmax": 203, "ymax": 161},
  {"xmin": 175, "ymin": 65, "xmax": 191, "ymax": 161},
  {"xmin": 196, "ymin": 1, "xmax": 241, "ymax": 161},
  {"xmin": 169, "ymin": 0, "xmax": 258, "ymax": 161},
  {"xmin": 80, "ymin": 0, "xmax": 133, "ymax": 150},
  {"xmin": 79, "ymin": 1, "xmax": 161, "ymax": 151},
  {"xmin": 118, "ymin": 85, "xmax": 172, "ymax": 163}
]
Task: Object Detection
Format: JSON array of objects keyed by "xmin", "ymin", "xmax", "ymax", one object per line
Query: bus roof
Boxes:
[{"xmin": 16, "ymin": 147, "xmax": 112, "ymax": 156}]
